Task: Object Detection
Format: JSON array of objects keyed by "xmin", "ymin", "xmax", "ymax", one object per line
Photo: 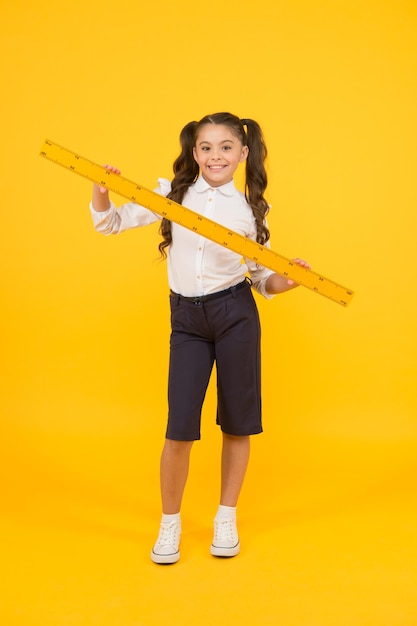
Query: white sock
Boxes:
[
  {"xmin": 215, "ymin": 505, "xmax": 237, "ymax": 521},
  {"xmin": 161, "ymin": 513, "xmax": 181, "ymax": 524}
]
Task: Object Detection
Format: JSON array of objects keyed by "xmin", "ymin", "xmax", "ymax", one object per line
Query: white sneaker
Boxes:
[
  {"xmin": 151, "ymin": 519, "xmax": 181, "ymax": 564},
  {"xmin": 210, "ymin": 518, "xmax": 240, "ymax": 558}
]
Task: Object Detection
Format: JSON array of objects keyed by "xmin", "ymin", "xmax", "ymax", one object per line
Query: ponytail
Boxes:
[{"xmin": 242, "ymin": 118, "xmax": 270, "ymax": 246}]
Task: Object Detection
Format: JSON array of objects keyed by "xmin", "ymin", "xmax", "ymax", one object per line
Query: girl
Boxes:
[{"xmin": 90, "ymin": 112, "xmax": 309, "ymax": 564}]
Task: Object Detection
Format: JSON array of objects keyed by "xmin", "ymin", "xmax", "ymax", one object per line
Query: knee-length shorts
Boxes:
[{"xmin": 166, "ymin": 280, "xmax": 262, "ymax": 441}]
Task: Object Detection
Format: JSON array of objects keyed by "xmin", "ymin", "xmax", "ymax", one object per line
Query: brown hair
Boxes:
[{"xmin": 159, "ymin": 112, "xmax": 270, "ymax": 257}]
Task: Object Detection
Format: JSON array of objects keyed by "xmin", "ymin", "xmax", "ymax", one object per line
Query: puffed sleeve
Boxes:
[
  {"xmin": 90, "ymin": 178, "xmax": 172, "ymax": 235},
  {"xmin": 246, "ymin": 248, "xmax": 275, "ymax": 299},
  {"xmin": 245, "ymin": 216, "xmax": 275, "ymax": 299}
]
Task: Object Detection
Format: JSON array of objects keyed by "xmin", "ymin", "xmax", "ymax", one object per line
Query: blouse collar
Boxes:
[{"xmin": 194, "ymin": 174, "xmax": 237, "ymax": 197}]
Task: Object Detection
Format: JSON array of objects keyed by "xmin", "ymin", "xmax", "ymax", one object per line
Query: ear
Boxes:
[
  {"xmin": 240, "ymin": 145, "xmax": 249, "ymax": 163},
  {"xmin": 193, "ymin": 146, "xmax": 199, "ymax": 163}
]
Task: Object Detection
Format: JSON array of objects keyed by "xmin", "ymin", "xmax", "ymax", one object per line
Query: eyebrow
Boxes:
[{"xmin": 198, "ymin": 139, "xmax": 235, "ymax": 146}]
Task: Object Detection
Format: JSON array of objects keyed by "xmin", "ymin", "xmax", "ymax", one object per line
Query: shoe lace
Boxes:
[
  {"xmin": 156, "ymin": 521, "xmax": 180, "ymax": 548},
  {"xmin": 214, "ymin": 518, "xmax": 237, "ymax": 543}
]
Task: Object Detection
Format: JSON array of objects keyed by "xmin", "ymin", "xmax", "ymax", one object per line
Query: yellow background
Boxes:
[{"xmin": 1, "ymin": 1, "xmax": 416, "ymax": 624}]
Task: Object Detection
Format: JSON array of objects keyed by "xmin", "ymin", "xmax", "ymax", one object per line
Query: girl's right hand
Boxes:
[{"xmin": 98, "ymin": 164, "xmax": 121, "ymax": 193}]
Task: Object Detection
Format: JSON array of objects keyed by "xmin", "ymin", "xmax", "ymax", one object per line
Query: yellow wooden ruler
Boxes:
[{"xmin": 39, "ymin": 139, "xmax": 354, "ymax": 307}]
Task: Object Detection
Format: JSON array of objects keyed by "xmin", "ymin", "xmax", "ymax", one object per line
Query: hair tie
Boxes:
[{"xmin": 240, "ymin": 118, "xmax": 248, "ymax": 127}]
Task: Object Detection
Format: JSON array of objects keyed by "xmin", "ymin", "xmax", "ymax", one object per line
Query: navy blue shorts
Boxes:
[{"xmin": 166, "ymin": 280, "xmax": 262, "ymax": 441}]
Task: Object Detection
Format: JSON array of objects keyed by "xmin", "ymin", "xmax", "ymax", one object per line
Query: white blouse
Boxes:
[{"xmin": 90, "ymin": 175, "xmax": 274, "ymax": 299}]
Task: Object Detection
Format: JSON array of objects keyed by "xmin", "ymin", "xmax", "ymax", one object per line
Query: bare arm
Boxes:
[{"xmin": 265, "ymin": 258, "xmax": 311, "ymax": 294}]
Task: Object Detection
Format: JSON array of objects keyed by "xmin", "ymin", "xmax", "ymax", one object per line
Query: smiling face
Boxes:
[{"xmin": 193, "ymin": 124, "xmax": 249, "ymax": 187}]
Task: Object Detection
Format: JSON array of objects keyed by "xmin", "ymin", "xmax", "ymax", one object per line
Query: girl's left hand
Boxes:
[{"xmin": 287, "ymin": 258, "xmax": 311, "ymax": 285}]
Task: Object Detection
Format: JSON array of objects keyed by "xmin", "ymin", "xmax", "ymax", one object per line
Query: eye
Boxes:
[
  {"xmin": 201, "ymin": 146, "xmax": 211, "ymax": 151},
  {"xmin": 222, "ymin": 145, "xmax": 232, "ymax": 151}
]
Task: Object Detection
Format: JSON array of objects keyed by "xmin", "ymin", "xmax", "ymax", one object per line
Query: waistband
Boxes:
[{"xmin": 170, "ymin": 278, "xmax": 251, "ymax": 305}]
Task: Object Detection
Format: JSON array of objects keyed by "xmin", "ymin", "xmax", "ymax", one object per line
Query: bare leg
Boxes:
[
  {"xmin": 220, "ymin": 433, "xmax": 250, "ymax": 507},
  {"xmin": 160, "ymin": 438, "xmax": 194, "ymax": 514}
]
